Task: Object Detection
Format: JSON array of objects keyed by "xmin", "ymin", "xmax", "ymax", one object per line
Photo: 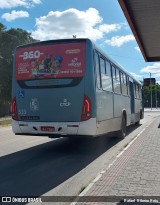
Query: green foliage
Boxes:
[
  {"xmin": 0, "ymin": 22, "xmax": 37, "ymax": 105},
  {"xmin": 0, "ymin": 119, "xmax": 12, "ymax": 126},
  {"xmin": 0, "ymin": 22, "xmax": 6, "ymax": 31},
  {"xmin": 143, "ymin": 84, "xmax": 160, "ymax": 107}
]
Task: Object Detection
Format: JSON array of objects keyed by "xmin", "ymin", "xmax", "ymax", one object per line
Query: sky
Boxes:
[{"xmin": 0, "ymin": 0, "xmax": 160, "ymax": 84}]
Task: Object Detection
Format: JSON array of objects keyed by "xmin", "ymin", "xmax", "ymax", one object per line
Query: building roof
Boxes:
[{"xmin": 118, "ymin": 0, "xmax": 160, "ymax": 62}]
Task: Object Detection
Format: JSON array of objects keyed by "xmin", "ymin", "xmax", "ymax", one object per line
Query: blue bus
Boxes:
[{"xmin": 12, "ymin": 38, "xmax": 143, "ymax": 139}]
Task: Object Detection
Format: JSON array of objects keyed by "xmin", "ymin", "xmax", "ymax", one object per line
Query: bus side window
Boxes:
[
  {"xmin": 112, "ymin": 66, "xmax": 116, "ymax": 92},
  {"xmin": 127, "ymin": 76, "xmax": 130, "ymax": 96},
  {"xmin": 95, "ymin": 52, "xmax": 101, "ymax": 89},
  {"xmin": 136, "ymin": 84, "xmax": 139, "ymax": 98},
  {"xmin": 100, "ymin": 57, "xmax": 108, "ymax": 91},
  {"xmin": 134, "ymin": 82, "xmax": 137, "ymax": 98},
  {"xmin": 113, "ymin": 66, "xmax": 121, "ymax": 94},
  {"xmin": 121, "ymin": 73, "xmax": 127, "ymax": 95},
  {"xmin": 139, "ymin": 85, "xmax": 142, "ymax": 99},
  {"xmin": 117, "ymin": 69, "xmax": 121, "ymax": 94},
  {"xmin": 105, "ymin": 60, "xmax": 113, "ymax": 91},
  {"xmin": 137, "ymin": 84, "xmax": 140, "ymax": 99},
  {"xmin": 124, "ymin": 74, "xmax": 128, "ymax": 95}
]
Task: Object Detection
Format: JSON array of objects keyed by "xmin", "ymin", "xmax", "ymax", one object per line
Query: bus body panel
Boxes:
[
  {"xmin": 15, "ymin": 80, "xmax": 85, "ymax": 122},
  {"xmin": 95, "ymin": 93, "xmax": 131, "ymax": 135},
  {"xmin": 12, "ymin": 117, "xmax": 97, "ymax": 136},
  {"xmin": 114, "ymin": 94, "xmax": 131, "ymax": 126},
  {"xmin": 96, "ymin": 90, "xmax": 114, "ymax": 122}
]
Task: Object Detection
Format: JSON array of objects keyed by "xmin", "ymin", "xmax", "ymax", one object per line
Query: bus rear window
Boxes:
[{"xmin": 16, "ymin": 42, "xmax": 86, "ymax": 81}]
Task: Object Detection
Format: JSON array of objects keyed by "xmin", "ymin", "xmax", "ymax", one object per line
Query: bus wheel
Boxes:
[{"xmin": 117, "ymin": 115, "xmax": 126, "ymax": 139}]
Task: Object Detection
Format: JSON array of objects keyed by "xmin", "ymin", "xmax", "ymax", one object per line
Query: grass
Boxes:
[{"xmin": 0, "ymin": 119, "xmax": 12, "ymax": 126}]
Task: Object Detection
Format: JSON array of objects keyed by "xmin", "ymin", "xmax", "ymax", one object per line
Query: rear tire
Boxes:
[{"xmin": 117, "ymin": 115, "xmax": 126, "ymax": 139}]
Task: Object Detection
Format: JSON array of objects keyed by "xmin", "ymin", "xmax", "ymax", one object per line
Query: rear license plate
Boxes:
[{"xmin": 41, "ymin": 126, "xmax": 55, "ymax": 132}]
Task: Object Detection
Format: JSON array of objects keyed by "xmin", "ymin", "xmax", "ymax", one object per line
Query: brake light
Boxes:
[
  {"xmin": 12, "ymin": 97, "xmax": 18, "ymax": 120},
  {"xmin": 81, "ymin": 95, "xmax": 92, "ymax": 121}
]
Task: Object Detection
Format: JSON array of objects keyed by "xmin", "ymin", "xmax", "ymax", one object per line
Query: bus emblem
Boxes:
[
  {"xmin": 30, "ymin": 98, "xmax": 39, "ymax": 111},
  {"xmin": 60, "ymin": 99, "xmax": 71, "ymax": 107}
]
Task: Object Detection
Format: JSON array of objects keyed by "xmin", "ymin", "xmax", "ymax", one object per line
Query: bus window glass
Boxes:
[
  {"xmin": 100, "ymin": 57, "xmax": 108, "ymax": 91},
  {"xmin": 95, "ymin": 52, "xmax": 101, "ymax": 89},
  {"xmin": 123, "ymin": 74, "xmax": 126, "ymax": 84},
  {"xmin": 136, "ymin": 84, "xmax": 140, "ymax": 99},
  {"xmin": 100, "ymin": 57, "xmax": 105, "ymax": 75},
  {"xmin": 112, "ymin": 66, "xmax": 116, "ymax": 80},
  {"xmin": 105, "ymin": 60, "xmax": 112, "ymax": 91},
  {"xmin": 134, "ymin": 83, "xmax": 137, "ymax": 98},
  {"xmin": 120, "ymin": 72, "xmax": 123, "ymax": 93},
  {"xmin": 121, "ymin": 73, "xmax": 127, "ymax": 95},
  {"xmin": 116, "ymin": 69, "xmax": 120, "ymax": 80},
  {"xmin": 113, "ymin": 66, "xmax": 121, "ymax": 94},
  {"xmin": 126, "ymin": 76, "xmax": 129, "ymax": 96},
  {"xmin": 139, "ymin": 85, "xmax": 142, "ymax": 99}
]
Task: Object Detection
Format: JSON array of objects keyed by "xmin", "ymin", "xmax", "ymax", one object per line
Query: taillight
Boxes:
[
  {"xmin": 81, "ymin": 95, "xmax": 92, "ymax": 121},
  {"xmin": 12, "ymin": 97, "xmax": 18, "ymax": 120}
]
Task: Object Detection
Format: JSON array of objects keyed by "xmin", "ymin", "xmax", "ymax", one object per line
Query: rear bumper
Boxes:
[{"xmin": 12, "ymin": 118, "xmax": 97, "ymax": 137}]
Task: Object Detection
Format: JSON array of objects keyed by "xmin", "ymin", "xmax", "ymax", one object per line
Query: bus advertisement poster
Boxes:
[{"xmin": 15, "ymin": 42, "xmax": 86, "ymax": 80}]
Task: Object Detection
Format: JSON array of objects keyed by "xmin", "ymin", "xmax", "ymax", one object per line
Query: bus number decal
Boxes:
[
  {"xmin": 18, "ymin": 109, "xmax": 27, "ymax": 115},
  {"xmin": 20, "ymin": 51, "xmax": 41, "ymax": 60}
]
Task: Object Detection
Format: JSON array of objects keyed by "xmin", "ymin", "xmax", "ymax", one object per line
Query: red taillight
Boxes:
[
  {"xmin": 81, "ymin": 95, "xmax": 92, "ymax": 121},
  {"xmin": 12, "ymin": 97, "xmax": 18, "ymax": 120}
]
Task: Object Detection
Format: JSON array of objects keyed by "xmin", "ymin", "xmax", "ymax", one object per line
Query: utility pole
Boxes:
[
  {"xmin": 150, "ymin": 73, "xmax": 152, "ymax": 110},
  {"xmin": 156, "ymin": 83, "xmax": 158, "ymax": 109}
]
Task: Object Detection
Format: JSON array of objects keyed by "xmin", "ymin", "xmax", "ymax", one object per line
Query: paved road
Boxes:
[{"xmin": 0, "ymin": 112, "xmax": 159, "ymax": 205}]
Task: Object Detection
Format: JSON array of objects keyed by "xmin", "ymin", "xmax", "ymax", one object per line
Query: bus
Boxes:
[{"xmin": 12, "ymin": 38, "xmax": 144, "ymax": 139}]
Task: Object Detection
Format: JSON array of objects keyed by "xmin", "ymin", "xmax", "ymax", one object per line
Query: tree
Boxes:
[
  {"xmin": 0, "ymin": 23, "xmax": 37, "ymax": 116},
  {"xmin": 0, "ymin": 22, "xmax": 6, "ymax": 31},
  {"xmin": 143, "ymin": 84, "xmax": 160, "ymax": 108}
]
